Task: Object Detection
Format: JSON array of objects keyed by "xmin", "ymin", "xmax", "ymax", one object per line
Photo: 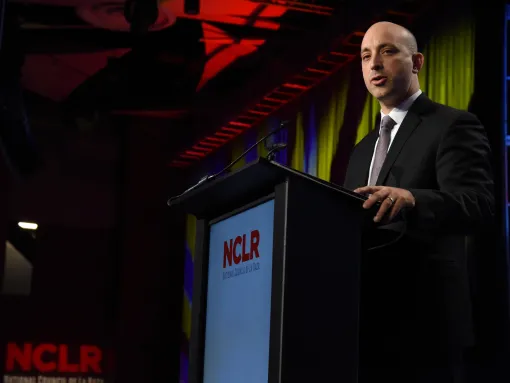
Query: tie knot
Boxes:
[{"xmin": 381, "ymin": 115, "xmax": 396, "ymax": 132}]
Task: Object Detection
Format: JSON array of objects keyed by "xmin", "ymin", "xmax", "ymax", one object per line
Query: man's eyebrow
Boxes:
[{"xmin": 360, "ymin": 43, "xmax": 397, "ymax": 54}]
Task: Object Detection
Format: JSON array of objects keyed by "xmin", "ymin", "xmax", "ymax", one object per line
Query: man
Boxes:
[{"xmin": 343, "ymin": 22, "xmax": 495, "ymax": 382}]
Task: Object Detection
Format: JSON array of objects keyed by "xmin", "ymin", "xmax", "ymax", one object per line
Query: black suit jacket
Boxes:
[{"xmin": 344, "ymin": 94, "xmax": 495, "ymax": 355}]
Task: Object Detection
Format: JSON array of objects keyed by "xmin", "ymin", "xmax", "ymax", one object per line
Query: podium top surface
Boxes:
[{"xmin": 169, "ymin": 157, "xmax": 367, "ymax": 219}]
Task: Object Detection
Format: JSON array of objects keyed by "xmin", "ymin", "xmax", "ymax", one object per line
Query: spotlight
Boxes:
[{"xmin": 18, "ymin": 222, "xmax": 38, "ymax": 230}]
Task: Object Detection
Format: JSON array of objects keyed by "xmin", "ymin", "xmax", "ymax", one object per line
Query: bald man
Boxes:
[{"xmin": 344, "ymin": 22, "xmax": 494, "ymax": 382}]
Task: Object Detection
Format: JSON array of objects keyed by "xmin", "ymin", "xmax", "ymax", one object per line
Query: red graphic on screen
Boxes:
[
  {"xmin": 223, "ymin": 230, "xmax": 260, "ymax": 268},
  {"xmin": 5, "ymin": 343, "xmax": 102, "ymax": 374}
]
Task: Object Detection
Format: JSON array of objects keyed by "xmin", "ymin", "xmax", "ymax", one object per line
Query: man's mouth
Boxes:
[{"xmin": 371, "ymin": 76, "xmax": 387, "ymax": 86}]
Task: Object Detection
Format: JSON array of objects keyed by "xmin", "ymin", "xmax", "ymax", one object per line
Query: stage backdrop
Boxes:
[{"xmin": 179, "ymin": 15, "xmax": 475, "ymax": 383}]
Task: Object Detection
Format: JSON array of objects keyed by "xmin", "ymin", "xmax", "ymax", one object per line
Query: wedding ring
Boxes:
[{"xmin": 387, "ymin": 196, "xmax": 395, "ymax": 205}]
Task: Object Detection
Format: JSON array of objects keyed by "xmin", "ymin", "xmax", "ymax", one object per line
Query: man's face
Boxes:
[{"xmin": 360, "ymin": 26, "xmax": 414, "ymax": 104}]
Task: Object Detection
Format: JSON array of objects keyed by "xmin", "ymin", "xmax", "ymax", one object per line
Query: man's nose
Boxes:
[{"xmin": 370, "ymin": 55, "xmax": 383, "ymax": 70}]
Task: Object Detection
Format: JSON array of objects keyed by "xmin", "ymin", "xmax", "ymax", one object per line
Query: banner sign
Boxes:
[{"xmin": 3, "ymin": 342, "xmax": 110, "ymax": 383}]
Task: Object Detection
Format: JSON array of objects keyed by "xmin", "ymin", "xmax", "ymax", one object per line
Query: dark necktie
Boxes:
[{"xmin": 369, "ymin": 115, "xmax": 396, "ymax": 186}]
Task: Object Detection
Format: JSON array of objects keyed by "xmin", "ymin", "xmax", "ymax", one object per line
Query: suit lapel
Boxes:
[{"xmin": 375, "ymin": 94, "xmax": 433, "ymax": 185}]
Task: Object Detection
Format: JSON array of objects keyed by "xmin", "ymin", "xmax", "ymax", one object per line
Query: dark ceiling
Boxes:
[{"xmin": 5, "ymin": 0, "xmax": 433, "ymax": 169}]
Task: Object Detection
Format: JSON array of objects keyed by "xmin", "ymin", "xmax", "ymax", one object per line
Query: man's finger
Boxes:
[
  {"xmin": 363, "ymin": 194, "xmax": 379, "ymax": 209},
  {"xmin": 363, "ymin": 188, "xmax": 390, "ymax": 209},
  {"xmin": 355, "ymin": 186, "xmax": 383, "ymax": 194},
  {"xmin": 374, "ymin": 197, "xmax": 393, "ymax": 222},
  {"xmin": 387, "ymin": 198, "xmax": 404, "ymax": 221}
]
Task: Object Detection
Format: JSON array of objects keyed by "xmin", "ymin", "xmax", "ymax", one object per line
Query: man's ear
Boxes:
[{"xmin": 412, "ymin": 52, "xmax": 424, "ymax": 73}]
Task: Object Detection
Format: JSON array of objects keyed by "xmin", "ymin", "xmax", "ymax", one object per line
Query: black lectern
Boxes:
[{"xmin": 172, "ymin": 158, "xmax": 370, "ymax": 383}]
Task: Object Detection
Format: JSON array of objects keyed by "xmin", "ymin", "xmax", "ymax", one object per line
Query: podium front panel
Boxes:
[
  {"xmin": 186, "ymin": 162, "xmax": 364, "ymax": 383},
  {"xmin": 203, "ymin": 198, "xmax": 275, "ymax": 383}
]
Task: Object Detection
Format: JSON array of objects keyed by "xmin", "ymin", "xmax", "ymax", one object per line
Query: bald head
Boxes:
[
  {"xmin": 360, "ymin": 21, "xmax": 423, "ymax": 113},
  {"xmin": 363, "ymin": 22, "xmax": 418, "ymax": 55}
]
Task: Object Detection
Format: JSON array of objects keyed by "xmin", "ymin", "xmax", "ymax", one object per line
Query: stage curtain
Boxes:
[
  {"xmin": 304, "ymin": 105, "xmax": 318, "ymax": 176},
  {"xmin": 182, "ymin": 214, "xmax": 196, "ymax": 339},
  {"xmin": 355, "ymin": 95, "xmax": 379, "ymax": 145},
  {"xmin": 230, "ymin": 135, "xmax": 247, "ymax": 171},
  {"xmin": 256, "ymin": 122, "xmax": 270, "ymax": 159},
  {"xmin": 180, "ymin": 214, "xmax": 196, "ymax": 383},
  {"xmin": 291, "ymin": 112, "xmax": 305, "ymax": 172},
  {"xmin": 418, "ymin": 17, "xmax": 475, "ymax": 111},
  {"xmin": 317, "ymin": 71, "xmax": 351, "ymax": 182}
]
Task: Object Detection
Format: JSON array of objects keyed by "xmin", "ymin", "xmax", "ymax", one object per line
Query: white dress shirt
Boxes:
[{"xmin": 367, "ymin": 89, "xmax": 422, "ymax": 186}]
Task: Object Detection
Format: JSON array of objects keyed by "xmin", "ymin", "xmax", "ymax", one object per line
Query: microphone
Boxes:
[
  {"xmin": 167, "ymin": 120, "xmax": 290, "ymax": 207},
  {"xmin": 267, "ymin": 143, "xmax": 287, "ymax": 161}
]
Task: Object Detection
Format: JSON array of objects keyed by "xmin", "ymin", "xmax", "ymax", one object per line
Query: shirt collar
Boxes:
[{"xmin": 380, "ymin": 89, "xmax": 422, "ymax": 125}]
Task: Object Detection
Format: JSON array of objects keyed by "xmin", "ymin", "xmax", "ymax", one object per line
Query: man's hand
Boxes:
[{"xmin": 353, "ymin": 186, "xmax": 416, "ymax": 223}]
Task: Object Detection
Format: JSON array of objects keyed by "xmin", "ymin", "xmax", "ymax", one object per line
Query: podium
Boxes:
[{"xmin": 172, "ymin": 157, "xmax": 372, "ymax": 383}]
